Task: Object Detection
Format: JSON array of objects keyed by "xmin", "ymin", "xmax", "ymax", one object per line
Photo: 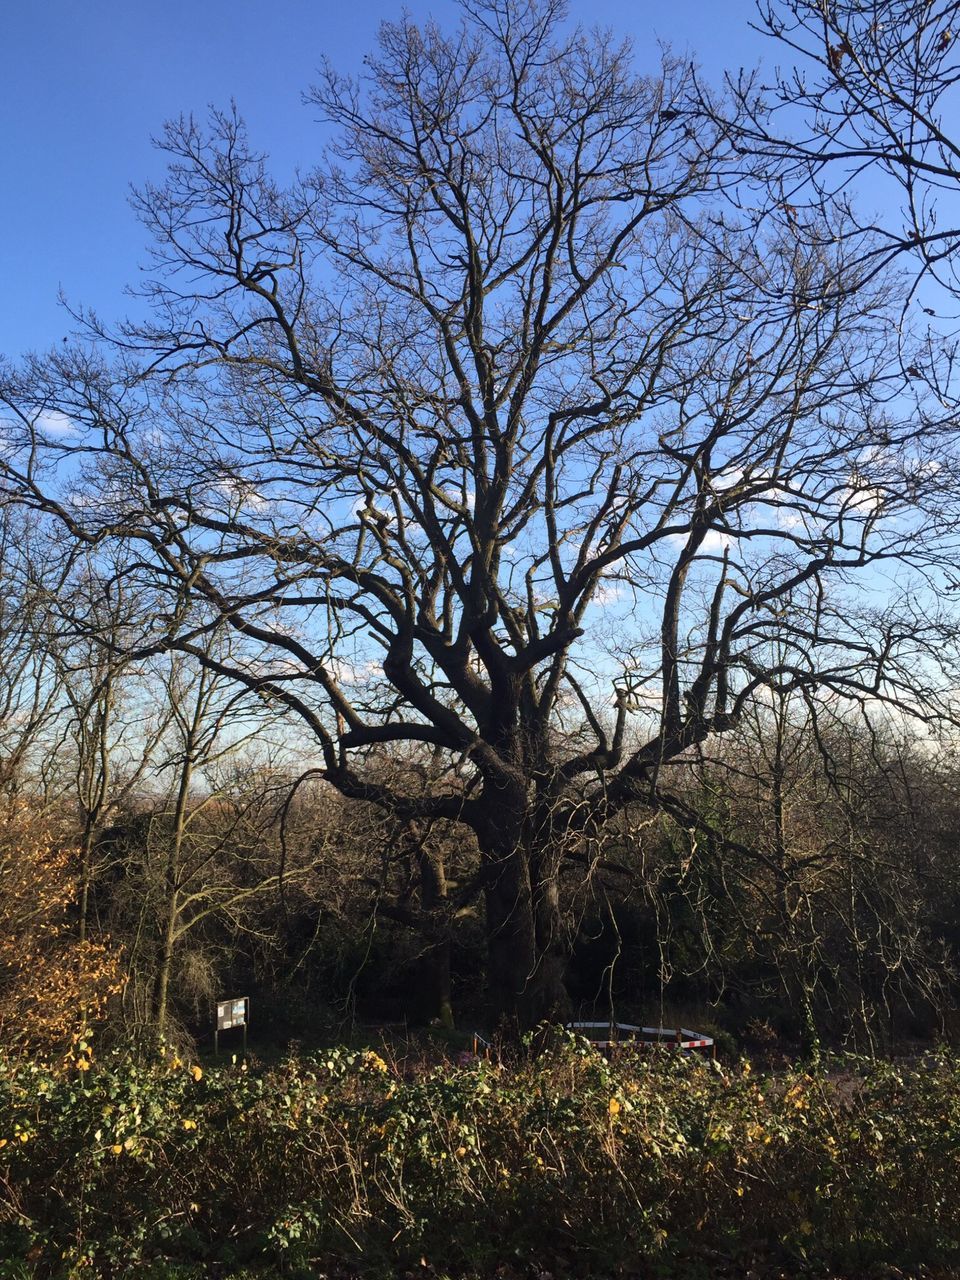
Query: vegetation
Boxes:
[
  {"xmin": 0, "ymin": 805, "xmax": 123, "ymax": 1058},
  {"xmin": 4, "ymin": 0, "xmax": 960, "ymax": 1037},
  {"xmin": 2, "ymin": 0, "xmax": 960, "ymax": 1272},
  {"xmin": 1, "ymin": 1037, "xmax": 959, "ymax": 1278}
]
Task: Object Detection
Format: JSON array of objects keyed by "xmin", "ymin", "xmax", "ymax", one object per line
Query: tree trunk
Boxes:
[
  {"xmin": 416, "ymin": 844, "xmax": 454, "ymax": 1029},
  {"xmin": 429, "ymin": 933, "xmax": 454, "ymax": 1032},
  {"xmin": 78, "ymin": 820, "xmax": 96, "ymax": 946},
  {"xmin": 477, "ymin": 781, "xmax": 570, "ymax": 1032},
  {"xmin": 154, "ymin": 892, "xmax": 179, "ymax": 1034},
  {"xmin": 530, "ymin": 843, "xmax": 571, "ymax": 1024},
  {"xmin": 152, "ymin": 673, "xmax": 201, "ymax": 1032},
  {"xmin": 483, "ymin": 847, "xmax": 538, "ymax": 1031}
]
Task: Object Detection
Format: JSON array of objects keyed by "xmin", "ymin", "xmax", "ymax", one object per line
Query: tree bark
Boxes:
[
  {"xmin": 416, "ymin": 844, "xmax": 454, "ymax": 1030},
  {"xmin": 483, "ymin": 847, "xmax": 538, "ymax": 1032},
  {"xmin": 476, "ymin": 778, "xmax": 571, "ymax": 1031}
]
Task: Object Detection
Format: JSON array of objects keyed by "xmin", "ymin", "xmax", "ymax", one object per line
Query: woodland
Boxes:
[
  {"xmin": 2, "ymin": 0, "xmax": 960, "ymax": 1068},
  {"xmin": 7, "ymin": 1, "xmax": 960, "ymax": 1274}
]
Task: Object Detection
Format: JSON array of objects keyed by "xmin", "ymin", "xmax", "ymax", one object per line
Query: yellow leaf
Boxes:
[
  {"xmin": 111, "ymin": 1144, "xmax": 123, "ymax": 1156},
  {"xmin": 183, "ymin": 1118, "xmax": 197, "ymax": 1131},
  {"xmin": 190, "ymin": 1065, "xmax": 203, "ymax": 1082},
  {"xmin": 608, "ymin": 1097, "xmax": 621, "ymax": 1117},
  {"xmin": 799, "ymin": 1220, "xmax": 813, "ymax": 1236}
]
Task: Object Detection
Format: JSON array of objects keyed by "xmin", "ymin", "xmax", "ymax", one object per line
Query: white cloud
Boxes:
[
  {"xmin": 349, "ymin": 495, "xmax": 396, "ymax": 525},
  {"xmin": 839, "ymin": 478, "xmax": 885, "ymax": 516},
  {"xmin": 857, "ymin": 444, "xmax": 890, "ymax": 468},
  {"xmin": 711, "ymin": 466, "xmax": 744, "ymax": 492},
  {"xmin": 667, "ymin": 527, "xmax": 737, "ymax": 554},
  {"xmin": 328, "ymin": 657, "xmax": 380, "ymax": 685},
  {"xmin": 700, "ymin": 528, "xmax": 734, "ymax": 551},
  {"xmin": 909, "ymin": 459, "xmax": 941, "ymax": 481},
  {"xmin": 775, "ymin": 509, "xmax": 807, "ymax": 531},
  {"xmin": 438, "ymin": 484, "xmax": 475, "ymax": 512},
  {"xmin": 33, "ymin": 410, "xmax": 78, "ymax": 437},
  {"xmin": 213, "ymin": 478, "xmax": 267, "ymax": 512}
]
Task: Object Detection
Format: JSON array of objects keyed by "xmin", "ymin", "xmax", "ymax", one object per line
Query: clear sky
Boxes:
[{"xmin": 0, "ymin": 0, "xmax": 772, "ymax": 361}]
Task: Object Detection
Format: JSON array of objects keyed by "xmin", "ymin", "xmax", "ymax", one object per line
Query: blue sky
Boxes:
[{"xmin": 0, "ymin": 0, "xmax": 772, "ymax": 360}]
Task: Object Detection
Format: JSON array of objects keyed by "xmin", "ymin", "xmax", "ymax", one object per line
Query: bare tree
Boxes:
[
  {"xmin": 675, "ymin": 692, "xmax": 957, "ymax": 1056},
  {"xmin": 47, "ymin": 563, "xmax": 177, "ymax": 941},
  {"xmin": 0, "ymin": 508, "xmax": 64, "ymax": 807},
  {"xmin": 717, "ymin": 2, "xmax": 960, "ymax": 353},
  {"xmin": 2, "ymin": 0, "xmax": 957, "ymax": 1028},
  {"xmin": 677, "ymin": 697, "xmax": 900, "ymax": 1051},
  {"xmin": 145, "ymin": 642, "xmax": 291, "ymax": 1034}
]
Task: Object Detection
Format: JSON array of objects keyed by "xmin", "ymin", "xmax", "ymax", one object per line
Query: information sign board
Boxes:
[
  {"xmin": 214, "ymin": 996, "xmax": 249, "ymax": 1055},
  {"xmin": 216, "ymin": 997, "xmax": 248, "ymax": 1030}
]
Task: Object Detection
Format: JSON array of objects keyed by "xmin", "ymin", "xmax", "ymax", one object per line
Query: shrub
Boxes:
[
  {"xmin": 0, "ymin": 805, "xmax": 124, "ymax": 1058},
  {"xmin": 0, "ymin": 1037, "xmax": 957, "ymax": 1277}
]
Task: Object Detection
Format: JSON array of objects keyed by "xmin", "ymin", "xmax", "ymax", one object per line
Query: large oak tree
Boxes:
[{"xmin": 2, "ymin": 0, "xmax": 955, "ymax": 1027}]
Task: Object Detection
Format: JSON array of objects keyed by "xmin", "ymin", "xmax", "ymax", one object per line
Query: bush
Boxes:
[
  {"xmin": 0, "ymin": 1037, "xmax": 958, "ymax": 1277},
  {"xmin": 0, "ymin": 805, "xmax": 123, "ymax": 1059}
]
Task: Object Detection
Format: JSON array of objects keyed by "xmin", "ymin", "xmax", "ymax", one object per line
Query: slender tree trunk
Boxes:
[
  {"xmin": 529, "ymin": 842, "xmax": 571, "ymax": 1024},
  {"xmin": 77, "ymin": 686, "xmax": 113, "ymax": 945},
  {"xmin": 154, "ymin": 891, "xmax": 179, "ymax": 1034},
  {"xmin": 416, "ymin": 845, "xmax": 454, "ymax": 1029},
  {"xmin": 77, "ymin": 821, "xmax": 96, "ymax": 946},
  {"xmin": 153, "ymin": 669, "xmax": 203, "ymax": 1032},
  {"xmin": 431, "ymin": 934, "xmax": 454, "ymax": 1031}
]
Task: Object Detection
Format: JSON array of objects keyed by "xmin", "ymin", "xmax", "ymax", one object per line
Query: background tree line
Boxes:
[
  {"xmin": 1, "ymin": 505, "xmax": 957, "ymax": 1058},
  {"xmin": 2, "ymin": 0, "xmax": 960, "ymax": 1056}
]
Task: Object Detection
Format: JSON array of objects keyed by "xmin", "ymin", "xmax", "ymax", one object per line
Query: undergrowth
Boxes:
[{"xmin": 1, "ymin": 1032, "xmax": 957, "ymax": 1278}]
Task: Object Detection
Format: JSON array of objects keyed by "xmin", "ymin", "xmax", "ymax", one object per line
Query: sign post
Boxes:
[{"xmin": 214, "ymin": 995, "xmax": 249, "ymax": 1058}]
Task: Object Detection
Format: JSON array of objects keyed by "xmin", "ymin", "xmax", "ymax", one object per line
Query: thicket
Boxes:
[
  {"xmin": 1, "ymin": 718, "xmax": 959, "ymax": 1061},
  {"xmin": 1, "ymin": 667, "xmax": 959, "ymax": 1058},
  {"xmin": 1, "ymin": 1037, "xmax": 958, "ymax": 1278}
]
